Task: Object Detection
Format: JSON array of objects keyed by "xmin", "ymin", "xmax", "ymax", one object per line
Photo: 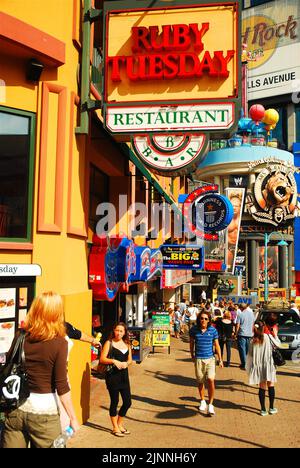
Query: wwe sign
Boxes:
[{"xmin": 229, "ymin": 175, "xmax": 249, "ymax": 188}]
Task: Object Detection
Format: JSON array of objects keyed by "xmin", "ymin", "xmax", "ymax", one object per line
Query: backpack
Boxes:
[{"xmin": 0, "ymin": 330, "xmax": 30, "ymax": 412}]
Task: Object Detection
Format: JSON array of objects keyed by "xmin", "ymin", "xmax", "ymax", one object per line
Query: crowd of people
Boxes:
[
  {"xmin": 166, "ymin": 297, "xmax": 284, "ymax": 417},
  {"xmin": 0, "ymin": 290, "xmax": 290, "ymax": 448}
]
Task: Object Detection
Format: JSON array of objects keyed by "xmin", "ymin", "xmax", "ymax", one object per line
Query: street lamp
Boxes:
[{"xmin": 264, "ymin": 232, "xmax": 288, "ymax": 303}]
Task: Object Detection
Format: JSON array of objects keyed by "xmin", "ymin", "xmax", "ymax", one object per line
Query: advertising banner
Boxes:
[
  {"xmin": 242, "ymin": 0, "xmax": 300, "ymax": 99},
  {"xmin": 259, "ymin": 245, "xmax": 279, "ymax": 288},
  {"xmin": 160, "ymin": 245, "xmax": 204, "ymax": 270},
  {"xmin": 225, "ymin": 188, "xmax": 245, "ymax": 273}
]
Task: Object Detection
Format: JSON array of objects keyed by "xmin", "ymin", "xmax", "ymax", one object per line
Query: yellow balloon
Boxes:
[{"xmin": 262, "ymin": 109, "xmax": 279, "ymax": 125}]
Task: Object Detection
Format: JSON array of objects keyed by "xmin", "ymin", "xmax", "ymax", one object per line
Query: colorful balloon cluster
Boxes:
[{"xmin": 248, "ymin": 105, "xmax": 279, "ymax": 135}]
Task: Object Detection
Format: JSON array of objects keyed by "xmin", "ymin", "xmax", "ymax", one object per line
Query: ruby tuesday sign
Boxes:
[{"xmin": 103, "ymin": 0, "xmax": 241, "ymax": 135}]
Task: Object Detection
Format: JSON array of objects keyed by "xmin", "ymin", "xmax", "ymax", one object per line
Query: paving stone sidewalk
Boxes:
[{"xmin": 68, "ymin": 335, "xmax": 300, "ymax": 449}]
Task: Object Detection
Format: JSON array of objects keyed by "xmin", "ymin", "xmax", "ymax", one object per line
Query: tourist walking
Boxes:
[
  {"xmin": 186, "ymin": 302, "xmax": 199, "ymax": 330},
  {"xmin": 100, "ymin": 322, "xmax": 132, "ymax": 437},
  {"xmin": 215, "ymin": 311, "xmax": 235, "ymax": 367},
  {"xmin": 235, "ymin": 303, "xmax": 256, "ymax": 370},
  {"xmin": 189, "ymin": 311, "xmax": 223, "ymax": 416},
  {"xmin": 173, "ymin": 305, "xmax": 182, "ymax": 339},
  {"xmin": 2, "ymin": 291, "xmax": 80, "ymax": 448},
  {"xmin": 246, "ymin": 321, "xmax": 281, "ymax": 416}
]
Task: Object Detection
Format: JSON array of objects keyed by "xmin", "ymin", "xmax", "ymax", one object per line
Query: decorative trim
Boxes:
[
  {"xmin": 38, "ymin": 83, "xmax": 67, "ymax": 233},
  {"xmin": 67, "ymin": 92, "xmax": 88, "ymax": 238},
  {"xmin": 0, "ymin": 243, "xmax": 33, "ymax": 251},
  {"xmin": 72, "ymin": 0, "xmax": 82, "ymax": 51},
  {"xmin": 0, "ymin": 12, "xmax": 65, "ymax": 67}
]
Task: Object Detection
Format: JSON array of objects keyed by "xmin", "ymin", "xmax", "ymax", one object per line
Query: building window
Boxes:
[
  {"xmin": 271, "ymin": 106, "xmax": 287, "ymax": 149},
  {"xmin": 0, "ymin": 107, "xmax": 35, "ymax": 241},
  {"xmin": 243, "ymin": 0, "xmax": 274, "ymax": 8}
]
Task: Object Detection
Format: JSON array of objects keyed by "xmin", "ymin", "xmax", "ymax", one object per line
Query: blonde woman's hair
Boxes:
[{"xmin": 24, "ymin": 291, "xmax": 66, "ymax": 342}]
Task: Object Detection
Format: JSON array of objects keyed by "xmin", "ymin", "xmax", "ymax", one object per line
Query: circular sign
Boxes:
[
  {"xmin": 183, "ymin": 186, "xmax": 233, "ymax": 240},
  {"xmin": 193, "ymin": 194, "xmax": 234, "ymax": 232},
  {"xmin": 242, "ymin": 14, "xmax": 279, "ymax": 70},
  {"xmin": 132, "ymin": 133, "xmax": 209, "ymax": 176}
]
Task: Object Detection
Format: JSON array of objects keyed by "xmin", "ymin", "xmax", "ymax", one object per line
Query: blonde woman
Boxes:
[{"xmin": 2, "ymin": 291, "xmax": 80, "ymax": 448}]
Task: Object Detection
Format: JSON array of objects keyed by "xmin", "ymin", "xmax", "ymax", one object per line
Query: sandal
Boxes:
[
  {"xmin": 112, "ymin": 430, "xmax": 125, "ymax": 437},
  {"xmin": 120, "ymin": 428, "xmax": 131, "ymax": 435}
]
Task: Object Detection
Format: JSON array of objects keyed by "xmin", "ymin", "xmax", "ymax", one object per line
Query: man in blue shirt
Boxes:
[
  {"xmin": 235, "ymin": 303, "xmax": 255, "ymax": 370},
  {"xmin": 190, "ymin": 311, "xmax": 223, "ymax": 416}
]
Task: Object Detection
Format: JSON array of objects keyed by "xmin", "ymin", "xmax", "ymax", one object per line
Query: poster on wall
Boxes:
[
  {"xmin": 18, "ymin": 309, "xmax": 27, "ymax": 328},
  {"xmin": 19, "ymin": 287, "xmax": 28, "ymax": 308},
  {"xmin": 0, "ymin": 321, "xmax": 15, "ymax": 353},
  {"xmin": 0, "ymin": 288, "xmax": 16, "ymax": 320},
  {"xmin": 259, "ymin": 246, "xmax": 279, "ymax": 288},
  {"xmin": 225, "ymin": 188, "xmax": 245, "ymax": 273},
  {"xmin": 234, "ymin": 242, "xmax": 247, "ymax": 290}
]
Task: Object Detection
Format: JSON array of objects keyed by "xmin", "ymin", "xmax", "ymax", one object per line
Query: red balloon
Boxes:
[{"xmin": 249, "ymin": 104, "xmax": 265, "ymax": 123}]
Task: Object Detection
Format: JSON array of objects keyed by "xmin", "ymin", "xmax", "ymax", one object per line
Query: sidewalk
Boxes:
[{"xmin": 68, "ymin": 335, "xmax": 300, "ymax": 449}]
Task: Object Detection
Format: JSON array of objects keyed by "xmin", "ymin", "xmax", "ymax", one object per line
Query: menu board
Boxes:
[{"xmin": 0, "ymin": 278, "xmax": 35, "ymax": 353}]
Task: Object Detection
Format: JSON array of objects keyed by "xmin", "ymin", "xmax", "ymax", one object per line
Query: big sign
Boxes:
[{"xmin": 103, "ymin": 0, "xmax": 242, "ymax": 136}]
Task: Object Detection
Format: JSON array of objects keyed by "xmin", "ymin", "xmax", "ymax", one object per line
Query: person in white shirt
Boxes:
[
  {"xmin": 290, "ymin": 302, "xmax": 300, "ymax": 318},
  {"xmin": 186, "ymin": 302, "xmax": 199, "ymax": 330},
  {"xmin": 201, "ymin": 290, "xmax": 207, "ymax": 301}
]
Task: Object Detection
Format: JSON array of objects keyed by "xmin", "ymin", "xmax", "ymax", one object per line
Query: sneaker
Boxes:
[
  {"xmin": 207, "ymin": 404, "xmax": 215, "ymax": 416},
  {"xmin": 269, "ymin": 408, "xmax": 278, "ymax": 415},
  {"xmin": 199, "ymin": 400, "xmax": 207, "ymax": 412},
  {"xmin": 260, "ymin": 410, "xmax": 268, "ymax": 416}
]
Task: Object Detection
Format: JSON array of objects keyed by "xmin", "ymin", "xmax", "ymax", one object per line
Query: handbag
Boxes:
[
  {"xmin": 92, "ymin": 341, "xmax": 114, "ymax": 379},
  {"xmin": 0, "ymin": 330, "xmax": 30, "ymax": 412},
  {"xmin": 268, "ymin": 335, "xmax": 286, "ymax": 367}
]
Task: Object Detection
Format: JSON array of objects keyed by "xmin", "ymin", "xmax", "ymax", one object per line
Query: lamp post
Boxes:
[{"xmin": 264, "ymin": 232, "xmax": 288, "ymax": 303}]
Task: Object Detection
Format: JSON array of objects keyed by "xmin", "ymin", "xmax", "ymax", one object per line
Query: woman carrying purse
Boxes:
[
  {"xmin": 246, "ymin": 320, "xmax": 282, "ymax": 416},
  {"xmin": 2, "ymin": 291, "xmax": 80, "ymax": 448}
]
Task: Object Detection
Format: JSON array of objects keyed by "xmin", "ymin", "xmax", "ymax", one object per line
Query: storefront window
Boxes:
[
  {"xmin": 271, "ymin": 106, "xmax": 287, "ymax": 148},
  {"xmin": 0, "ymin": 107, "xmax": 35, "ymax": 241},
  {"xmin": 243, "ymin": 0, "xmax": 273, "ymax": 8}
]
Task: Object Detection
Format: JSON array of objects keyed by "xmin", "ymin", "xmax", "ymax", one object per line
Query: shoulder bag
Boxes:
[
  {"xmin": 268, "ymin": 334, "xmax": 286, "ymax": 367},
  {"xmin": 92, "ymin": 341, "xmax": 114, "ymax": 379},
  {"xmin": 0, "ymin": 330, "xmax": 30, "ymax": 412}
]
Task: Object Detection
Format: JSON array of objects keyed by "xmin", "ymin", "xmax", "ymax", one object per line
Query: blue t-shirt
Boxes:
[{"xmin": 189, "ymin": 325, "xmax": 218, "ymax": 359}]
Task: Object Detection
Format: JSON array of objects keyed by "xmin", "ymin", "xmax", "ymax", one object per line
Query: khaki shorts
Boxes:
[
  {"xmin": 195, "ymin": 357, "xmax": 216, "ymax": 384},
  {"xmin": 2, "ymin": 408, "xmax": 61, "ymax": 448}
]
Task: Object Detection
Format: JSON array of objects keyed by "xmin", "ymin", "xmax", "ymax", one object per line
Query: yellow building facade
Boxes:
[{"xmin": 0, "ymin": 0, "xmax": 185, "ymax": 423}]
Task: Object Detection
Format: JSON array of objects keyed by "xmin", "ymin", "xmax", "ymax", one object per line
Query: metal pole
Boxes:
[{"xmin": 264, "ymin": 233, "xmax": 268, "ymax": 303}]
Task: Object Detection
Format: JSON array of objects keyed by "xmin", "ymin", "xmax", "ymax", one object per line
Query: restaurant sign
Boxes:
[
  {"xmin": 107, "ymin": 104, "xmax": 235, "ymax": 134},
  {"xmin": 131, "ymin": 133, "xmax": 209, "ymax": 176},
  {"xmin": 103, "ymin": 0, "xmax": 241, "ymax": 136}
]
